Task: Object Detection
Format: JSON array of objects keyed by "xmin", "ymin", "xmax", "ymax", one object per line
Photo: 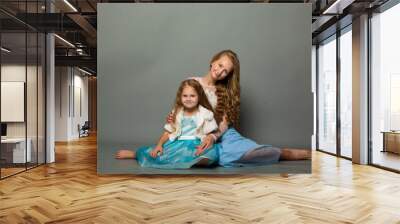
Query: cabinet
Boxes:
[
  {"xmin": 1, "ymin": 138, "xmax": 32, "ymax": 164},
  {"xmin": 382, "ymin": 132, "xmax": 400, "ymax": 154}
]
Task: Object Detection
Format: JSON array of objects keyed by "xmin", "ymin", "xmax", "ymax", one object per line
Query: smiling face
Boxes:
[
  {"xmin": 181, "ymin": 85, "xmax": 199, "ymax": 110},
  {"xmin": 210, "ymin": 55, "xmax": 234, "ymax": 81},
  {"xmin": 207, "ymin": 49, "xmax": 241, "ymax": 129}
]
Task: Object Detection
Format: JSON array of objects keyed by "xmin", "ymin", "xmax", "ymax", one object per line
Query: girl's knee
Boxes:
[{"xmin": 195, "ymin": 158, "xmax": 210, "ymax": 167}]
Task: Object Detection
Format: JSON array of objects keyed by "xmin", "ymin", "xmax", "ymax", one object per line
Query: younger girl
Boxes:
[{"xmin": 127, "ymin": 79, "xmax": 219, "ymax": 169}]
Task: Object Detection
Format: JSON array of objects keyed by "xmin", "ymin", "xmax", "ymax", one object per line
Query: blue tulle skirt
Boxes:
[
  {"xmin": 218, "ymin": 128, "xmax": 279, "ymax": 167},
  {"xmin": 136, "ymin": 138, "xmax": 218, "ymax": 169}
]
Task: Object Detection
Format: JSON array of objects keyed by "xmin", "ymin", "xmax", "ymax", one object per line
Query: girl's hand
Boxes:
[
  {"xmin": 150, "ymin": 145, "xmax": 163, "ymax": 158},
  {"xmin": 195, "ymin": 135, "xmax": 215, "ymax": 156},
  {"xmin": 166, "ymin": 111, "xmax": 174, "ymax": 124}
]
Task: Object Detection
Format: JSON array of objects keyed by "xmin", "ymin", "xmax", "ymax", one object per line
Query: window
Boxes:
[
  {"xmin": 318, "ymin": 35, "xmax": 337, "ymax": 154},
  {"xmin": 371, "ymin": 2, "xmax": 400, "ymax": 171},
  {"xmin": 339, "ymin": 27, "xmax": 352, "ymax": 158}
]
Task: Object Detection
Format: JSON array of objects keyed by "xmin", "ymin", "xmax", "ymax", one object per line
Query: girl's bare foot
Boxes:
[
  {"xmin": 279, "ymin": 148, "xmax": 311, "ymax": 161},
  {"xmin": 115, "ymin": 149, "xmax": 136, "ymax": 159}
]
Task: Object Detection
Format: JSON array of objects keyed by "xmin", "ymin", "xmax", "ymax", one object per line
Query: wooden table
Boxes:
[{"xmin": 381, "ymin": 131, "xmax": 400, "ymax": 154}]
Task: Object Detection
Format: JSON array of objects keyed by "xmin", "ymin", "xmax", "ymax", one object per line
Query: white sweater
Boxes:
[{"xmin": 164, "ymin": 105, "xmax": 218, "ymax": 141}]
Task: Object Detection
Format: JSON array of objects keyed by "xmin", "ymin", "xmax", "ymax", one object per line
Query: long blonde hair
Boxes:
[
  {"xmin": 211, "ymin": 49, "xmax": 240, "ymax": 130},
  {"xmin": 171, "ymin": 79, "xmax": 215, "ymax": 124}
]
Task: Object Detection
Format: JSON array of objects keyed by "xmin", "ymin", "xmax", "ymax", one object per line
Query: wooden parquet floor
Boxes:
[{"xmin": 1, "ymin": 134, "xmax": 400, "ymax": 224}]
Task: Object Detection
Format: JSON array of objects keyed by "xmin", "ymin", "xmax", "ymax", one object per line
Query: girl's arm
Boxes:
[
  {"xmin": 166, "ymin": 110, "xmax": 175, "ymax": 124},
  {"xmin": 196, "ymin": 114, "xmax": 229, "ymax": 154},
  {"xmin": 210, "ymin": 114, "xmax": 229, "ymax": 141},
  {"xmin": 150, "ymin": 131, "xmax": 170, "ymax": 157},
  {"xmin": 156, "ymin": 131, "xmax": 170, "ymax": 146}
]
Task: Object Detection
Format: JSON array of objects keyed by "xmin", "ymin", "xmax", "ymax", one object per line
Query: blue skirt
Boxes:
[
  {"xmin": 218, "ymin": 128, "xmax": 279, "ymax": 167},
  {"xmin": 136, "ymin": 138, "xmax": 218, "ymax": 169}
]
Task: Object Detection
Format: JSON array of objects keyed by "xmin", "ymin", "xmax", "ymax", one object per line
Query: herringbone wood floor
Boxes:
[{"xmin": 1, "ymin": 134, "xmax": 400, "ymax": 224}]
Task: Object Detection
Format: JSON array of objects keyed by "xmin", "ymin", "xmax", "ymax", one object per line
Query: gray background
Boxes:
[{"xmin": 98, "ymin": 3, "xmax": 312, "ymax": 173}]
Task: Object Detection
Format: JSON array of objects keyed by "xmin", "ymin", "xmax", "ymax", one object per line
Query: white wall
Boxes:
[
  {"xmin": 55, "ymin": 66, "xmax": 89, "ymax": 141},
  {"xmin": 1, "ymin": 65, "xmax": 27, "ymax": 141},
  {"xmin": 70, "ymin": 71, "xmax": 89, "ymax": 139},
  {"xmin": 55, "ymin": 66, "xmax": 69, "ymax": 141}
]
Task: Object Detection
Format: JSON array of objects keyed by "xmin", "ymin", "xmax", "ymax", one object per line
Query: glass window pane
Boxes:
[
  {"xmin": 0, "ymin": 1, "xmax": 46, "ymax": 179},
  {"xmin": 340, "ymin": 28, "xmax": 352, "ymax": 158},
  {"xmin": 371, "ymin": 3, "xmax": 400, "ymax": 171},
  {"xmin": 27, "ymin": 31, "xmax": 38, "ymax": 169},
  {"xmin": 318, "ymin": 36, "xmax": 337, "ymax": 154},
  {"xmin": 1, "ymin": 31, "xmax": 27, "ymax": 178}
]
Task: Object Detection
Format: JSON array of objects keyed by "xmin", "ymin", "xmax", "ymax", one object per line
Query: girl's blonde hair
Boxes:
[
  {"xmin": 211, "ymin": 49, "xmax": 240, "ymax": 130},
  {"xmin": 171, "ymin": 79, "xmax": 216, "ymax": 123}
]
